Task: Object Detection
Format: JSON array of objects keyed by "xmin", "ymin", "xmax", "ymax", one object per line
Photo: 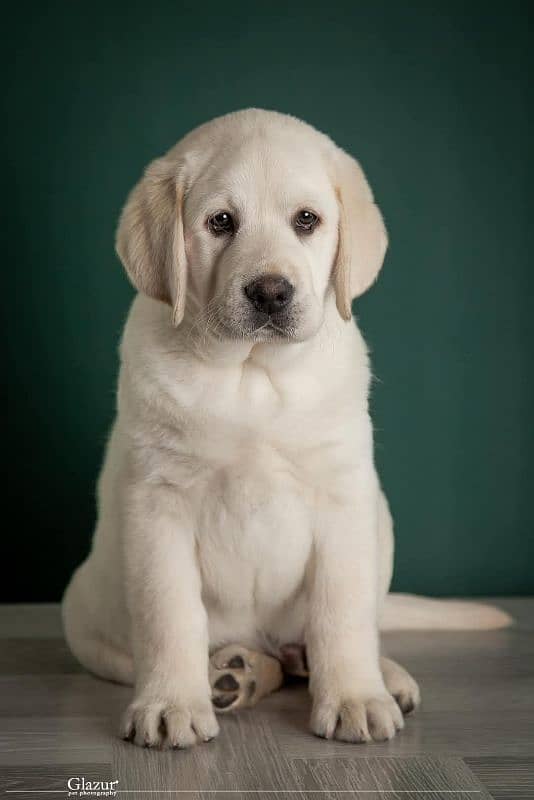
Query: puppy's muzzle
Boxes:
[{"xmin": 244, "ymin": 274, "xmax": 295, "ymax": 316}]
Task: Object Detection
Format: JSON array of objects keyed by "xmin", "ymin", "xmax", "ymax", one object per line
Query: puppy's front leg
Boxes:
[
  {"xmin": 120, "ymin": 480, "xmax": 218, "ymax": 749},
  {"xmin": 307, "ymin": 469, "xmax": 403, "ymax": 743}
]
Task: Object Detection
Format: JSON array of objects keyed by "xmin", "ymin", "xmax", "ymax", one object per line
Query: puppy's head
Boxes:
[{"xmin": 116, "ymin": 110, "xmax": 387, "ymax": 342}]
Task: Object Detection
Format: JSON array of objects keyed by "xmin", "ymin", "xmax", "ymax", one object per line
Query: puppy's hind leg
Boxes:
[
  {"xmin": 254, "ymin": 644, "xmax": 421, "ymax": 718},
  {"xmin": 209, "ymin": 645, "xmax": 284, "ymax": 712},
  {"xmin": 62, "ymin": 570, "xmax": 134, "ymax": 686},
  {"xmin": 70, "ymin": 634, "xmax": 134, "ymax": 685},
  {"xmin": 381, "ymin": 656, "xmax": 420, "ymax": 715}
]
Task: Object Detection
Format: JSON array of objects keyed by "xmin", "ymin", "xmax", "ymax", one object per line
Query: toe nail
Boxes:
[{"xmin": 123, "ymin": 727, "xmax": 135, "ymax": 742}]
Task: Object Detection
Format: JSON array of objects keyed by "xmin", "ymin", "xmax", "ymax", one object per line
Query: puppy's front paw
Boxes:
[
  {"xmin": 121, "ymin": 696, "xmax": 219, "ymax": 749},
  {"xmin": 311, "ymin": 691, "xmax": 404, "ymax": 743}
]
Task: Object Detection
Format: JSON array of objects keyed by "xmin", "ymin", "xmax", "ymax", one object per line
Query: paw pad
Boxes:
[
  {"xmin": 212, "ymin": 692, "xmax": 239, "ymax": 709},
  {"xmin": 210, "ymin": 649, "xmax": 255, "ymax": 712},
  {"xmin": 214, "ymin": 674, "xmax": 239, "ymax": 692}
]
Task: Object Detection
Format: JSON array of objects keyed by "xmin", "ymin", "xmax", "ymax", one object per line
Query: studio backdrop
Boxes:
[{"xmin": 3, "ymin": 0, "xmax": 533, "ymax": 601}]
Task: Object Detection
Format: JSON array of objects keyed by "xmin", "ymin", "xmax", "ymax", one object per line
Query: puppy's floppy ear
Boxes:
[
  {"xmin": 115, "ymin": 158, "xmax": 187, "ymax": 327},
  {"xmin": 331, "ymin": 149, "xmax": 388, "ymax": 321}
]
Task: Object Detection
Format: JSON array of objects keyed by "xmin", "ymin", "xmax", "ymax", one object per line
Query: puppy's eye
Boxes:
[
  {"xmin": 294, "ymin": 209, "xmax": 320, "ymax": 234},
  {"xmin": 207, "ymin": 211, "xmax": 235, "ymax": 236}
]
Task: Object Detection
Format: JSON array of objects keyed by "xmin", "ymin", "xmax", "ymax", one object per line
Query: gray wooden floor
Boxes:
[{"xmin": 0, "ymin": 598, "xmax": 532, "ymax": 800}]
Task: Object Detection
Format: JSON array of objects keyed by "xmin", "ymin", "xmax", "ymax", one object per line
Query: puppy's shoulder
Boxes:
[{"xmin": 118, "ymin": 295, "xmax": 202, "ymax": 419}]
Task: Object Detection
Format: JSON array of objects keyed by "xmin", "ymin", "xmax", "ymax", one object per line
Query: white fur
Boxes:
[{"xmin": 62, "ymin": 109, "xmax": 511, "ymax": 749}]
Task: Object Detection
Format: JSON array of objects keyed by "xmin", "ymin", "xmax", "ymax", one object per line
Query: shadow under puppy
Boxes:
[{"xmin": 62, "ymin": 109, "xmax": 511, "ymax": 749}]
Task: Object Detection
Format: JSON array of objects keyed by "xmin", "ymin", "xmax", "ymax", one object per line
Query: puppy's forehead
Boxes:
[{"xmin": 189, "ymin": 128, "xmax": 334, "ymax": 211}]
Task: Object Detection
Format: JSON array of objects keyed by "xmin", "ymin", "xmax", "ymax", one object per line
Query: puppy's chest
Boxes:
[
  {"xmin": 167, "ymin": 362, "xmax": 348, "ymax": 612},
  {"xmin": 193, "ymin": 444, "xmax": 314, "ymax": 613}
]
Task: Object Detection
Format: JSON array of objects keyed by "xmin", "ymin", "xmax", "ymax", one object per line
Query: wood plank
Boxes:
[
  {"xmin": 0, "ymin": 763, "xmax": 112, "ymax": 800},
  {"xmin": 288, "ymin": 756, "xmax": 493, "ymax": 799},
  {"xmin": 466, "ymin": 756, "xmax": 534, "ymax": 800},
  {"xmin": 113, "ymin": 707, "xmax": 293, "ymax": 796},
  {"xmin": 0, "ymin": 638, "xmax": 82, "ymax": 675},
  {"xmin": 114, "ymin": 740, "xmax": 492, "ymax": 799},
  {"xmin": 0, "ymin": 605, "xmax": 64, "ymax": 639},
  {"xmin": 0, "ymin": 717, "xmax": 112, "ymax": 765},
  {"xmin": 0, "ymin": 675, "xmax": 131, "ymax": 718}
]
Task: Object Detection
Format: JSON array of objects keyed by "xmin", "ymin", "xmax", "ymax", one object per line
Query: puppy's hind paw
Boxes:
[
  {"xmin": 209, "ymin": 645, "xmax": 283, "ymax": 712},
  {"xmin": 381, "ymin": 656, "xmax": 421, "ymax": 715}
]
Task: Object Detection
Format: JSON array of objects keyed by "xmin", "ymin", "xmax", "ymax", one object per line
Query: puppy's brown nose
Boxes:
[{"xmin": 244, "ymin": 274, "xmax": 295, "ymax": 315}]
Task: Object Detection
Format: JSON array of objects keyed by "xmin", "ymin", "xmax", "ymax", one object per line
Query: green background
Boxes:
[{"xmin": 3, "ymin": 1, "xmax": 533, "ymax": 601}]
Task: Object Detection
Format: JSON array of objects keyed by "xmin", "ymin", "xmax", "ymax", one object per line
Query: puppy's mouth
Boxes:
[
  {"xmin": 253, "ymin": 316, "xmax": 294, "ymax": 339},
  {"xmin": 218, "ymin": 309, "xmax": 297, "ymax": 342}
]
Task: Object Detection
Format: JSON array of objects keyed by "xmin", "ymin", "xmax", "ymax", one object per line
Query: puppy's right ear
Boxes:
[{"xmin": 115, "ymin": 158, "xmax": 187, "ymax": 327}]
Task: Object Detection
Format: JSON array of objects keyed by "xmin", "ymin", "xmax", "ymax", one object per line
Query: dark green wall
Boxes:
[{"xmin": 3, "ymin": 1, "xmax": 533, "ymax": 601}]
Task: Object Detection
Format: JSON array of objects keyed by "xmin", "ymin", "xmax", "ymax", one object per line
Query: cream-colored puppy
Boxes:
[{"xmin": 62, "ymin": 109, "xmax": 510, "ymax": 749}]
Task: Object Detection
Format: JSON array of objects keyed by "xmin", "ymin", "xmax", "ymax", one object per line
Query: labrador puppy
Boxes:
[{"xmin": 62, "ymin": 109, "xmax": 510, "ymax": 749}]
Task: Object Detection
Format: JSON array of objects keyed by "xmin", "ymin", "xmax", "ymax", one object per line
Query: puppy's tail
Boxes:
[{"xmin": 380, "ymin": 593, "xmax": 513, "ymax": 631}]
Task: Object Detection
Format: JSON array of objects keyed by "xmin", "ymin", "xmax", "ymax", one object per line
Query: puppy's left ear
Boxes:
[{"xmin": 331, "ymin": 149, "xmax": 388, "ymax": 321}]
